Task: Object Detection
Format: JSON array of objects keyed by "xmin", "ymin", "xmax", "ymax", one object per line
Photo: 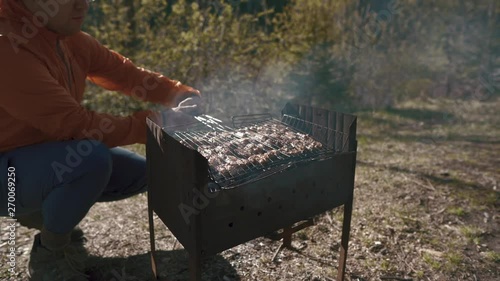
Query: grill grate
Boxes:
[{"xmin": 165, "ymin": 114, "xmax": 351, "ymax": 189}]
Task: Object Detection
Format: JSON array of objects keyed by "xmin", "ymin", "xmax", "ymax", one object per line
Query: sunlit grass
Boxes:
[
  {"xmin": 460, "ymin": 226, "xmax": 484, "ymax": 245},
  {"xmin": 483, "ymin": 251, "xmax": 500, "ymax": 263},
  {"xmin": 123, "ymin": 144, "xmax": 146, "ymax": 156},
  {"xmin": 423, "ymin": 253, "xmax": 441, "ymax": 270},
  {"xmin": 447, "ymin": 206, "xmax": 467, "ymax": 217}
]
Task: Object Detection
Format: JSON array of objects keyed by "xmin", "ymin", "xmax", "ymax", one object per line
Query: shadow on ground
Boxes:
[
  {"xmin": 85, "ymin": 249, "xmax": 240, "ymax": 281},
  {"xmin": 361, "ymin": 132, "xmax": 500, "ymax": 145},
  {"xmin": 357, "ymin": 160, "xmax": 499, "ymax": 208},
  {"xmin": 386, "ymin": 107, "xmax": 455, "ymax": 123}
]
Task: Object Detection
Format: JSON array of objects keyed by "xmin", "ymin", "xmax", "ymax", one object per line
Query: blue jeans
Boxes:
[{"xmin": 0, "ymin": 140, "xmax": 147, "ymax": 234}]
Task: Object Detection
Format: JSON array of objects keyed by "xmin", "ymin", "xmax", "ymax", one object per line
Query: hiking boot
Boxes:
[
  {"xmin": 16, "ymin": 211, "xmax": 44, "ymax": 230},
  {"xmin": 27, "ymin": 233, "xmax": 89, "ymax": 281},
  {"xmin": 16, "ymin": 211, "xmax": 87, "ymax": 244},
  {"xmin": 17, "ymin": 212, "xmax": 87, "ymax": 243},
  {"xmin": 70, "ymin": 226, "xmax": 87, "ymax": 244}
]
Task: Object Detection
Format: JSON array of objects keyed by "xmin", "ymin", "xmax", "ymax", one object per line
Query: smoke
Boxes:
[
  {"xmin": 86, "ymin": 0, "xmax": 499, "ymax": 121},
  {"xmin": 190, "ymin": 59, "xmax": 294, "ymax": 121}
]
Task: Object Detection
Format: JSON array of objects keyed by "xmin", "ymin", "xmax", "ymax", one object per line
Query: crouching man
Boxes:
[{"xmin": 0, "ymin": 0, "xmax": 200, "ymax": 280}]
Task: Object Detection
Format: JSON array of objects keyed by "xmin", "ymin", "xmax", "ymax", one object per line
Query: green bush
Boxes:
[{"xmin": 82, "ymin": 0, "xmax": 499, "ymax": 116}]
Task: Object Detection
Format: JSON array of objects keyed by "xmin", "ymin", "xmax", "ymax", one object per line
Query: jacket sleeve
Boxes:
[
  {"xmin": 82, "ymin": 32, "xmax": 185, "ymax": 108},
  {"xmin": 0, "ymin": 48, "xmax": 151, "ymax": 147}
]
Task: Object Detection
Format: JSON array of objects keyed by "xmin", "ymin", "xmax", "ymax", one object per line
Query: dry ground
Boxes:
[{"xmin": 1, "ymin": 98, "xmax": 499, "ymax": 281}]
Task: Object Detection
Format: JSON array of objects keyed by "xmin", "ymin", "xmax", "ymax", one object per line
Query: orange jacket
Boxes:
[{"xmin": 0, "ymin": 0, "xmax": 191, "ymax": 153}]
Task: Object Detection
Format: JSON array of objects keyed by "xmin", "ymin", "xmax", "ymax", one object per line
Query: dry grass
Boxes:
[{"xmin": 1, "ymin": 98, "xmax": 499, "ymax": 281}]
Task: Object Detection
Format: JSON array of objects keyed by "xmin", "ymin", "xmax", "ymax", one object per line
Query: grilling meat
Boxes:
[{"xmin": 182, "ymin": 122, "xmax": 324, "ymax": 177}]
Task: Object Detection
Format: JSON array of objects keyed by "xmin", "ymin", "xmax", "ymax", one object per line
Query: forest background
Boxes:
[{"xmin": 82, "ymin": 0, "xmax": 499, "ymax": 117}]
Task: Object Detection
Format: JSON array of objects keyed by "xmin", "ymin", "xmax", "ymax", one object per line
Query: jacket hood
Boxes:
[
  {"xmin": 0, "ymin": 0, "xmax": 64, "ymax": 42},
  {"xmin": 0, "ymin": 0, "xmax": 31, "ymax": 22}
]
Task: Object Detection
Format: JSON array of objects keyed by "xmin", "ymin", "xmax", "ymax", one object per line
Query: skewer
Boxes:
[
  {"xmin": 198, "ymin": 115, "xmax": 232, "ymax": 131},
  {"xmin": 204, "ymin": 114, "xmax": 222, "ymax": 123},
  {"xmin": 194, "ymin": 116, "xmax": 220, "ymax": 131},
  {"xmin": 169, "ymin": 115, "xmax": 337, "ymax": 188}
]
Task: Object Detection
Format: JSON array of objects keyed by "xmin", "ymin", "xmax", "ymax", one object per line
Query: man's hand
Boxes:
[
  {"xmin": 169, "ymin": 82, "xmax": 201, "ymax": 107},
  {"xmin": 176, "ymin": 83, "xmax": 201, "ymax": 98}
]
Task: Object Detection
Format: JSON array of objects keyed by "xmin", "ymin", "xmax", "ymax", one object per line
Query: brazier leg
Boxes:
[
  {"xmin": 148, "ymin": 198, "xmax": 159, "ymax": 280},
  {"xmin": 278, "ymin": 220, "xmax": 314, "ymax": 250},
  {"xmin": 282, "ymin": 226, "xmax": 293, "ymax": 248},
  {"xmin": 337, "ymin": 198, "xmax": 353, "ymax": 281},
  {"xmin": 189, "ymin": 252, "xmax": 201, "ymax": 281}
]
